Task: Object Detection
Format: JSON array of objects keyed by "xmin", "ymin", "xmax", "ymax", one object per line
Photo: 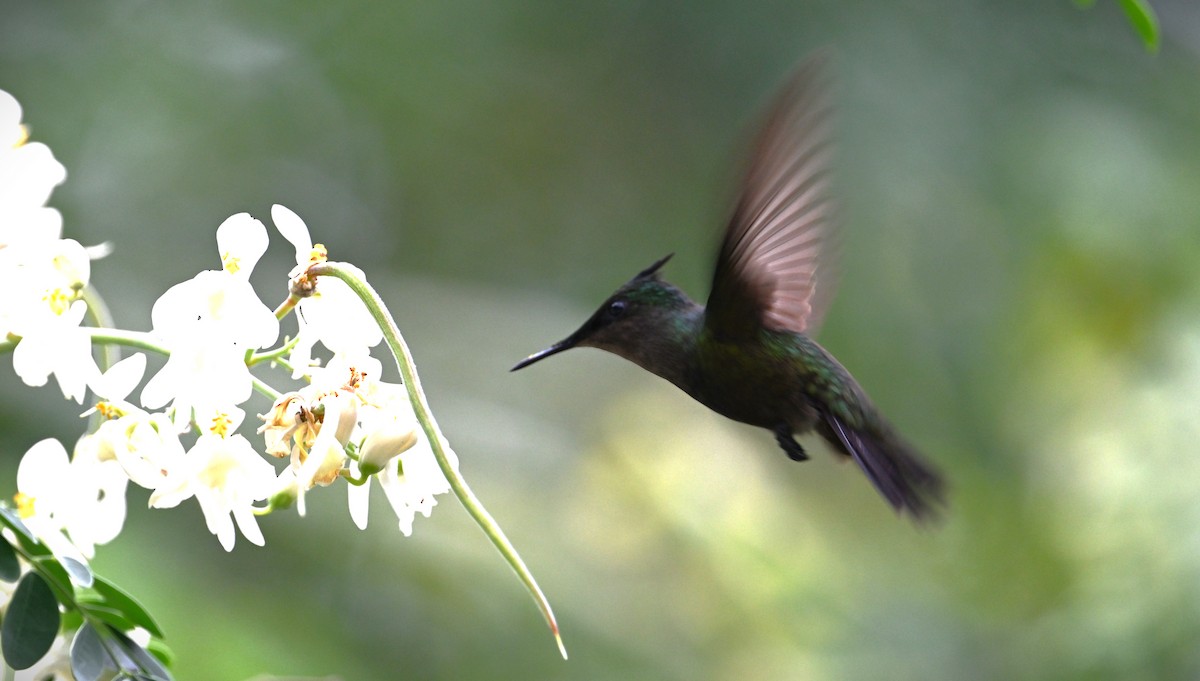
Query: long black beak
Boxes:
[{"xmin": 511, "ymin": 335, "xmax": 579, "ymax": 371}]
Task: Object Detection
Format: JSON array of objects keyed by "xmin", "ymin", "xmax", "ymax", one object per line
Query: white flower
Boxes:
[
  {"xmin": 82, "ymin": 352, "xmax": 191, "ymax": 490},
  {"xmin": 149, "ymin": 429, "xmax": 276, "ymax": 552},
  {"xmin": 271, "ymin": 204, "xmax": 382, "ymax": 378},
  {"xmin": 0, "ymin": 93, "xmax": 116, "ymax": 404},
  {"xmin": 0, "ymin": 233, "xmax": 90, "ymax": 338},
  {"xmin": 141, "ymin": 214, "xmax": 279, "ymax": 428},
  {"xmin": 375, "ymin": 434, "xmax": 455, "ymax": 537},
  {"xmin": 0, "ymin": 88, "xmax": 66, "ymax": 248},
  {"xmin": 10, "ymin": 299, "xmax": 98, "ymax": 403},
  {"xmin": 93, "ymin": 409, "xmax": 186, "ymax": 491},
  {"xmin": 15, "ymin": 438, "xmax": 128, "ymax": 562},
  {"xmin": 4, "ymin": 238, "xmax": 101, "ymax": 402},
  {"xmin": 346, "ymin": 380, "xmax": 453, "ymax": 535},
  {"xmin": 258, "ymin": 393, "xmax": 305, "ymax": 459},
  {"xmin": 258, "ymin": 374, "xmax": 359, "ymax": 515}
]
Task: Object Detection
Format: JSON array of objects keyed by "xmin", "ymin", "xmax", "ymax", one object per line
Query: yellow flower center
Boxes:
[
  {"xmin": 308, "ymin": 244, "xmax": 328, "ymax": 266},
  {"xmin": 14, "ymin": 491, "xmax": 35, "ymax": 518},
  {"xmin": 210, "ymin": 412, "xmax": 235, "ymax": 437},
  {"xmin": 222, "ymin": 251, "xmax": 242, "ymax": 274},
  {"xmin": 45, "ymin": 288, "xmax": 73, "ymax": 315}
]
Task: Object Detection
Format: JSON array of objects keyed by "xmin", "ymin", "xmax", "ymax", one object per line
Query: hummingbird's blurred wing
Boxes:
[{"xmin": 706, "ymin": 52, "xmax": 838, "ymax": 339}]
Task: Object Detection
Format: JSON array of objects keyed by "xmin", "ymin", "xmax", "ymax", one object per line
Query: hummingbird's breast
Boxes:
[{"xmin": 689, "ymin": 328, "xmax": 860, "ymax": 432}]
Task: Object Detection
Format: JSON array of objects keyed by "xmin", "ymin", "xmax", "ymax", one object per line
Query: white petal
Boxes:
[
  {"xmin": 17, "ymin": 439, "xmax": 70, "ymax": 496},
  {"xmin": 69, "ymin": 460, "xmax": 128, "ymax": 547},
  {"xmin": 0, "ymin": 142, "xmax": 66, "ymax": 207},
  {"xmin": 359, "ymin": 416, "xmax": 417, "ymax": 474},
  {"xmin": 347, "ymin": 463, "xmax": 370, "ymax": 530},
  {"xmin": 232, "ymin": 505, "xmax": 265, "ymax": 547},
  {"xmin": 11, "ymin": 337, "xmax": 52, "ymax": 388},
  {"xmin": 85, "ymin": 241, "xmax": 113, "ymax": 260},
  {"xmin": 286, "ymin": 328, "xmax": 319, "ymax": 380},
  {"xmin": 139, "ymin": 357, "xmax": 178, "ymax": 411},
  {"xmin": 90, "ymin": 353, "xmax": 147, "ymax": 401},
  {"xmin": 148, "ymin": 474, "xmax": 193, "ymax": 509},
  {"xmin": 271, "ymin": 204, "xmax": 312, "ymax": 265},
  {"xmin": 0, "ymin": 89, "xmax": 22, "ymax": 144},
  {"xmin": 52, "ymin": 239, "xmax": 91, "ymax": 290},
  {"xmin": 215, "ymin": 213, "xmax": 269, "ymax": 278},
  {"xmin": 196, "ymin": 490, "xmax": 236, "ymax": 552}
]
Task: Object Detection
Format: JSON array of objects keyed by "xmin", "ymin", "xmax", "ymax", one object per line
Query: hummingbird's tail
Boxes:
[{"xmin": 820, "ymin": 413, "xmax": 945, "ymax": 521}]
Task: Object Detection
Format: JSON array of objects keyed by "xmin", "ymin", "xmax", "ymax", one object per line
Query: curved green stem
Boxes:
[
  {"xmin": 251, "ymin": 375, "xmax": 282, "ymax": 403},
  {"xmin": 248, "ymin": 335, "xmax": 301, "ymax": 367},
  {"xmin": 81, "ymin": 286, "xmax": 120, "ymax": 373},
  {"xmin": 273, "ymin": 294, "xmax": 301, "ymax": 321},
  {"xmin": 84, "ymin": 328, "xmax": 168, "ymax": 356},
  {"xmin": 309, "ymin": 261, "xmax": 566, "ymax": 659}
]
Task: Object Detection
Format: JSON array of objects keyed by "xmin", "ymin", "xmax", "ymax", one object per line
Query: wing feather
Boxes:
[{"xmin": 706, "ymin": 52, "xmax": 838, "ymax": 338}]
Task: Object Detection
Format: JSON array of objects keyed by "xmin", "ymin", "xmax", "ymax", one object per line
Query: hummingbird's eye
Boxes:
[{"xmin": 606, "ymin": 300, "xmax": 628, "ymax": 319}]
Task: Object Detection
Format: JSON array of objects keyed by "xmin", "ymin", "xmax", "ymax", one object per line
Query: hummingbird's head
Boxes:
[{"xmin": 511, "ymin": 254, "xmax": 700, "ymax": 372}]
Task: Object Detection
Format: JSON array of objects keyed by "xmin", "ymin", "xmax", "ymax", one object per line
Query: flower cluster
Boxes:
[
  {"xmin": 1, "ymin": 86, "xmax": 561, "ymax": 674},
  {"xmin": 2, "ymin": 88, "xmax": 455, "ymax": 562}
]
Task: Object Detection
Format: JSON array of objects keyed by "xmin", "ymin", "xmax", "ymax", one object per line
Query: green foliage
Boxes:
[
  {"xmin": 0, "ymin": 520, "xmax": 173, "ymax": 678},
  {"xmin": 0, "ymin": 508, "xmax": 45, "ymax": 557},
  {"xmin": 61, "ymin": 556, "xmax": 94, "ymax": 589},
  {"xmin": 1118, "ymin": 0, "xmax": 1160, "ymax": 51},
  {"xmin": 84, "ymin": 576, "xmax": 165, "ymax": 639},
  {"xmin": 2, "ymin": 572, "xmax": 60, "ymax": 669},
  {"xmin": 0, "ymin": 539, "xmax": 18, "ymax": 582},
  {"xmin": 1076, "ymin": 0, "xmax": 1160, "ymax": 51},
  {"xmin": 70, "ymin": 623, "xmax": 171, "ymax": 681}
]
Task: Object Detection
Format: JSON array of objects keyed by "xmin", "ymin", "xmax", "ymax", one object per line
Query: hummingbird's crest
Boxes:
[
  {"xmin": 634, "ymin": 253, "xmax": 673, "ymax": 281},
  {"xmin": 706, "ymin": 51, "xmax": 838, "ymax": 340}
]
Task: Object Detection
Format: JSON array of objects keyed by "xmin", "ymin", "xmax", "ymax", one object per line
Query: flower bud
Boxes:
[{"xmin": 358, "ymin": 419, "xmax": 418, "ymax": 476}]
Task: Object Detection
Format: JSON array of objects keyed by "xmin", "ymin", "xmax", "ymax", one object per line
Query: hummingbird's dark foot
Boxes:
[{"xmin": 774, "ymin": 425, "xmax": 809, "ymax": 462}]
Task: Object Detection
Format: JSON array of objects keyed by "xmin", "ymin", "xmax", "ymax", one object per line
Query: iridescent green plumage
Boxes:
[{"xmin": 512, "ymin": 53, "xmax": 945, "ymax": 521}]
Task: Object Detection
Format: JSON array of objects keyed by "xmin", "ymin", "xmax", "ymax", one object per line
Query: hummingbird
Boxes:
[{"xmin": 512, "ymin": 53, "xmax": 945, "ymax": 521}]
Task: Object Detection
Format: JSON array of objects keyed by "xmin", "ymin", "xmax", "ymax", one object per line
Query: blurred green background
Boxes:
[{"xmin": 4, "ymin": 1, "xmax": 1200, "ymax": 679}]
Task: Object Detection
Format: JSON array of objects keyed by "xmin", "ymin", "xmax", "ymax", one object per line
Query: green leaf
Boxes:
[
  {"xmin": 70, "ymin": 623, "xmax": 108, "ymax": 681},
  {"xmin": 112, "ymin": 629, "xmax": 172, "ymax": 681},
  {"xmin": 0, "ymin": 508, "xmax": 49, "ymax": 558},
  {"xmin": 0, "ymin": 537, "xmax": 20, "ymax": 582},
  {"xmin": 69, "ymin": 623, "xmax": 173, "ymax": 681},
  {"xmin": 61, "ymin": 608, "xmax": 84, "ymax": 633},
  {"xmin": 75, "ymin": 601, "xmax": 138, "ymax": 634},
  {"xmin": 90, "ymin": 575, "xmax": 165, "ymax": 638},
  {"xmin": 1118, "ymin": 0, "xmax": 1160, "ymax": 52},
  {"xmin": 0, "ymin": 507, "xmax": 35, "ymax": 544},
  {"xmin": 32, "ymin": 555, "xmax": 75, "ymax": 603},
  {"xmin": 143, "ymin": 638, "xmax": 176, "ymax": 669},
  {"xmin": 61, "ymin": 556, "xmax": 94, "ymax": 588},
  {"xmin": 1, "ymin": 572, "xmax": 61, "ymax": 670}
]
